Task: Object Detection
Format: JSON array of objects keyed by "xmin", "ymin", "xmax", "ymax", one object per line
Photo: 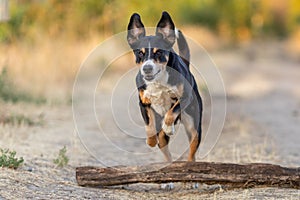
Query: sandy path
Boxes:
[{"xmin": 214, "ymin": 43, "xmax": 300, "ymax": 166}]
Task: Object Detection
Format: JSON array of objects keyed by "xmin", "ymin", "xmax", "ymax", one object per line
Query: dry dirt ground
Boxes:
[{"xmin": 0, "ymin": 42, "xmax": 300, "ymax": 199}]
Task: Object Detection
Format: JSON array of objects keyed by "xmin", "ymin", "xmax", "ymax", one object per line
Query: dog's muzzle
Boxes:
[
  {"xmin": 143, "ymin": 69, "xmax": 161, "ymax": 81},
  {"xmin": 143, "ymin": 64, "xmax": 153, "ymax": 74}
]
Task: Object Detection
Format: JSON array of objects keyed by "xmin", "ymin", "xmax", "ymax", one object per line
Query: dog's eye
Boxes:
[
  {"xmin": 138, "ymin": 51, "xmax": 144, "ymax": 58},
  {"xmin": 155, "ymin": 51, "xmax": 162, "ymax": 58}
]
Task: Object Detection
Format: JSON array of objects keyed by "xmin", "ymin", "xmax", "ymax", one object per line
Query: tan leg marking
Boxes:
[
  {"xmin": 145, "ymin": 107, "xmax": 157, "ymax": 147},
  {"xmin": 147, "ymin": 135, "xmax": 157, "ymax": 147},
  {"xmin": 158, "ymin": 130, "xmax": 172, "ymax": 162},
  {"xmin": 139, "ymin": 90, "xmax": 151, "ymax": 105},
  {"xmin": 187, "ymin": 129, "xmax": 199, "ymax": 162},
  {"xmin": 158, "ymin": 130, "xmax": 168, "ymax": 148}
]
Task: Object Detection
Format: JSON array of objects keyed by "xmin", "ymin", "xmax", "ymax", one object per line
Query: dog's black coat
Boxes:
[
  {"xmin": 127, "ymin": 11, "xmax": 202, "ymax": 161},
  {"xmin": 136, "ymin": 51, "xmax": 202, "ymax": 136}
]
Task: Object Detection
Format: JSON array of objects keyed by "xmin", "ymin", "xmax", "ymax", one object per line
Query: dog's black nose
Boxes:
[{"xmin": 143, "ymin": 65, "xmax": 153, "ymax": 74}]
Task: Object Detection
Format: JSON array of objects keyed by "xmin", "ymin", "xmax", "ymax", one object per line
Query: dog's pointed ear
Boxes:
[
  {"xmin": 156, "ymin": 11, "xmax": 176, "ymax": 48},
  {"xmin": 127, "ymin": 13, "xmax": 145, "ymax": 49}
]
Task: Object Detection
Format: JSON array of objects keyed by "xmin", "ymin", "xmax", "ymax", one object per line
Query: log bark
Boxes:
[{"xmin": 76, "ymin": 161, "xmax": 300, "ymax": 189}]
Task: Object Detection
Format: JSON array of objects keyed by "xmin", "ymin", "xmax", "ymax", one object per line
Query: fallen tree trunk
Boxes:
[{"xmin": 76, "ymin": 161, "xmax": 300, "ymax": 189}]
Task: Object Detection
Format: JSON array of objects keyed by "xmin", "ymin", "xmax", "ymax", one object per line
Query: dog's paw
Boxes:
[
  {"xmin": 162, "ymin": 122, "xmax": 175, "ymax": 136},
  {"xmin": 146, "ymin": 136, "xmax": 157, "ymax": 147},
  {"xmin": 160, "ymin": 182, "xmax": 175, "ymax": 190}
]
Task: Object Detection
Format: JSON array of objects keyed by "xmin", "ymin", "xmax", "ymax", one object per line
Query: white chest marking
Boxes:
[{"xmin": 143, "ymin": 83, "xmax": 182, "ymax": 116}]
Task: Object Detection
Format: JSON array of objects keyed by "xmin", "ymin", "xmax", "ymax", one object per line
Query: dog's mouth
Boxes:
[{"xmin": 144, "ymin": 70, "xmax": 161, "ymax": 81}]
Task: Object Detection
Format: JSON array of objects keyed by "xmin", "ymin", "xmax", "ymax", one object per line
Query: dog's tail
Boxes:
[{"xmin": 175, "ymin": 28, "xmax": 190, "ymax": 68}]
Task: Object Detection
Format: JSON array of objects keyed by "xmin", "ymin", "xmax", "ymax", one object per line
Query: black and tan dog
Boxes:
[{"xmin": 127, "ymin": 11, "xmax": 202, "ymax": 162}]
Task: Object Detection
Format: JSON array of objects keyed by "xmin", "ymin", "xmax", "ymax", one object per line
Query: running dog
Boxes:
[{"xmin": 127, "ymin": 11, "xmax": 202, "ymax": 162}]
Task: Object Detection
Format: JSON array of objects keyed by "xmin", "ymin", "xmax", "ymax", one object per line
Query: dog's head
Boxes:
[{"xmin": 127, "ymin": 12, "xmax": 176, "ymax": 82}]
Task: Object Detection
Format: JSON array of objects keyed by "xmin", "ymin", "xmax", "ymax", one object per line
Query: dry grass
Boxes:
[
  {"xmin": 203, "ymin": 115, "xmax": 280, "ymax": 164},
  {"xmin": 0, "ymin": 35, "xmax": 100, "ymax": 102}
]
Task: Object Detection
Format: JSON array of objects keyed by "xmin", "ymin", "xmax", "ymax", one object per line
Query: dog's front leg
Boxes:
[
  {"xmin": 162, "ymin": 100, "xmax": 180, "ymax": 135},
  {"xmin": 158, "ymin": 101, "xmax": 180, "ymax": 162},
  {"xmin": 162, "ymin": 82, "xmax": 193, "ymax": 135},
  {"xmin": 139, "ymin": 90, "xmax": 157, "ymax": 147}
]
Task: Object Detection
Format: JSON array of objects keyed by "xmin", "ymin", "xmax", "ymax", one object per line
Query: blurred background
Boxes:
[
  {"xmin": 0, "ymin": 0, "xmax": 300, "ymax": 103},
  {"xmin": 0, "ymin": 2, "xmax": 300, "ymax": 198}
]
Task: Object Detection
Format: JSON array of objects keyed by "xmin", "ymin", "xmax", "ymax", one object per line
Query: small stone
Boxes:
[{"xmin": 160, "ymin": 182, "xmax": 175, "ymax": 190}]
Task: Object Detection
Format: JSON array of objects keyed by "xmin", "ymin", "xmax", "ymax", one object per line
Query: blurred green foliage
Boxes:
[{"xmin": 0, "ymin": 0, "xmax": 300, "ymax": 43}]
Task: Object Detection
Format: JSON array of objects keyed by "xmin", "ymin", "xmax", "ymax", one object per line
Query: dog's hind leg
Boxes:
[
  {"xmin": 158, "ymin": 130, "xmax": 172, "ymax": 162},
  {"xmin": 187, "ymin": 129, "xmax": 200, "ymax": 162},
  {"xmin": 181, "ymin": 112, "xmax": 201, "ymax": 161}
]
